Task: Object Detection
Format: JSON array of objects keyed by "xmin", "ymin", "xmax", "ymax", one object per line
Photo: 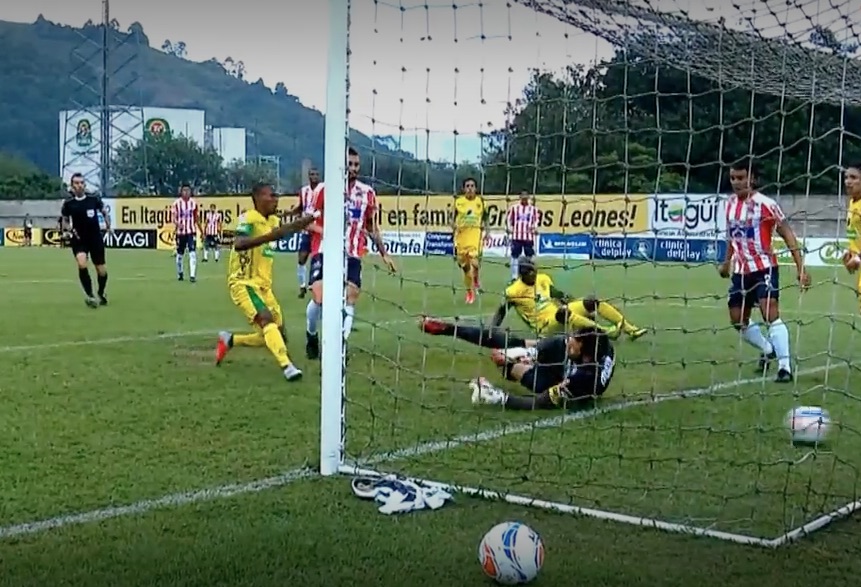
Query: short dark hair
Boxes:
[
  {"xmin": 730, "ymin": 157, "xmax": 759, "ymax": 178},
  {"xmin": 572, "ymin": 326, "xmax": 611, "ymax": 362},
  {"xmin": 251, "ymin": 182, "xmax": 272, "ymax": 197},
  {"xmin": 463, "ymin": 177, "xmax": 477, "ymax": 187},
  {"xmin": 71, "ymin": 172, "xmax": 84, "ymax": 181},
  {"xmin": 180, "ymin": 183, "xmax": 191, "ymax": 190},
  {"xmin": 847, "ymin": 163, "xmax": 861, "ymax": 172},
  {"xmin": 347, "ymin": 147, "xmax": 358, "ymax": 157}
]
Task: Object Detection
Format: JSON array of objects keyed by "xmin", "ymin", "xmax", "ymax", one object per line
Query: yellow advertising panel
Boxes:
[
  {"xmin": 114, "ymin": 194, "xmax": 648, "ymax": 235},
  {"xmin": 374, "ymin": 194, "xmax": 648, "ymax": 234},
  {"xmin": 3, "ymin": 228, "xmax": 42, "ymax": 247}
]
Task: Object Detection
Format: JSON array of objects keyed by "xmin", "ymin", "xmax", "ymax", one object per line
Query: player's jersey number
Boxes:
[{"xmin": 237, "ymin": 250, "xmax": 253, "ymax": 279}]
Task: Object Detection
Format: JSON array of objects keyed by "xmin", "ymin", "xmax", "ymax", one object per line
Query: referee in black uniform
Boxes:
[{"xmin": 61, "ymin": 173, "xmax": 111, "ymax": 308}]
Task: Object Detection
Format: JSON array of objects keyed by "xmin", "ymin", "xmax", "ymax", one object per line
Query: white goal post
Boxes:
[{"xmin": 319, "ymin": 0, "xmax": 861, "ymax": 548}]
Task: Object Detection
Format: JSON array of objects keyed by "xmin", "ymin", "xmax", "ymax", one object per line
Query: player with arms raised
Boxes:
[
  {"xmin": 719, "ymin": 158, "xmax": 810, "ymax": 383},
  {"xmin": 202, "ymin": 204, "xmax": 222, "ymax": 263},
  {"xmin": 304, "ymin": 147, "xmax": 396, "ymax": 359},
  {"xmin": 215, "ymin": 183, "xmax": 318, "ymax": 381},
  {"xmin": 291, "ymin": 167, "xmax": 323, "ymax": 298},
  {"xmin": 506, "ymin": 191, "xmax": 539, "ymax": 281},
  {"xmin": 172, "ymin": 184, "xmax": 201, "ymax": 282},
  {"xmin": 841, "ymin": 163, "xmax": 861, "ymax": 306},
  {"xmin": 453, "ymin": 177, "xmax": 487, "ymax": 304}
]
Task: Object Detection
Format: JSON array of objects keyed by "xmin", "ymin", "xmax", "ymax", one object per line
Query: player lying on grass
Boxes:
[
  {"xmin": 469, "ymin": 327, "xmax": 616, "ymax": 410},
  {"xmin": 215, "ymin": 182, "xmax": 319, "ymax": 381}
]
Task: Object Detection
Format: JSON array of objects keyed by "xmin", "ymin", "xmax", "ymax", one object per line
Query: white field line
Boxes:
[
  {"xmin": 0, "ymin": 361, "xmax": 843, "ymax": 540},
  {"xmin": 0, "ymin": 314, "xmax": 465, "ymax": 354}
]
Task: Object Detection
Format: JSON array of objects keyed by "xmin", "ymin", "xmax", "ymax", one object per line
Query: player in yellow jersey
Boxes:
[
  {"xmin": 452, "ymin": 177, "xmax": 487, "ymax": 304},
  {"xmin": 214, "ymin": 183, "xmax": 318, "ymax": 381},
  {"xmin": 842, "ymin": 163, "xmax": 861, "ymax": 309},
  {"xmin": 420, "ymin": 258, "xmax": 646, "ymax": 344}
]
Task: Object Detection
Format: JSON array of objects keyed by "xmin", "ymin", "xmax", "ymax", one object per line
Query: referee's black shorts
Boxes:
[{"xmin": 70, "ymin": 236, "xmax": 106, "ymax": 266}]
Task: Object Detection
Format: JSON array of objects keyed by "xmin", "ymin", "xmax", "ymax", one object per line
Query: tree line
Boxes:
[{"xmin": 3, "ymin": 30, "xmax": 858, "ymax": 200}]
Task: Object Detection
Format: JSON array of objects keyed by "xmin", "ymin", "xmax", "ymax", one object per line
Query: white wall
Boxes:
[{"xmin": 210, "ymin": 127, "xmax": 247, "ymax": 165}]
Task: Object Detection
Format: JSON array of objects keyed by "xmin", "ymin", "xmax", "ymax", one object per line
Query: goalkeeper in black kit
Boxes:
[{"xmin": 473, "ymin": 327, "xmax": 615, "ymax": 409}]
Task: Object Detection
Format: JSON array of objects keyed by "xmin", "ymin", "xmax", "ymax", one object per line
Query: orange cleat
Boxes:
[
  {"xmin": 215, "ymin": 331, "xmax": 232, "ymax": 365},
  {"xmin": 465, "ymin": 290, "xmax": 475, "ymax": 304}
]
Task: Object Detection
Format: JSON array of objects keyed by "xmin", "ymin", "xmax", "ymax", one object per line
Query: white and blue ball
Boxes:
[
  {"xmin": 787, "ymin": 406, "xmax": 831, "ymax": 444},
  {"xmin": 478, "ymin": 521, "xmax": 544, "ymax": 585}
]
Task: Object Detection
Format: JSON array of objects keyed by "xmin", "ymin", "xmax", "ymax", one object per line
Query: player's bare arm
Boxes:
[
  {"xmin": 100, "ymin": 203, "xmax": 112, "ymax": 232},
  {"xmin": 234, "ymin": 214, "xmax": 317, "ymax": 252},
  {"xmin": 775, "ymin": 221, "xmax": 810, "ymax": 289},
  {"xmin": 490, "ymin": 300, "xmax": 512, "ymax": 327},
  {"xmin": 718, "ymin": 236, "xmax": 733, "ymax": 278},
  {"xmin": 366, "ymin": 215, "xmax": 396, "ymax": 272}
]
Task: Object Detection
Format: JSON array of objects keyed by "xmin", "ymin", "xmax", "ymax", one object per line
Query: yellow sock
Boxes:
[
  {"xmin": 462, "ymin": 267, "xmax": 473, "ymax": 289},
  {"xmin": 566, "ymin": 312, "xmax": 600, "ymax": 330},
  {"xmin": 262, "ymin": 323, "xmax": 291, "ymax": 369},
  {"xmin": 233, "ymin": 332, "xmax": 265, "ymax": 347},
  {"xmin": 597, "ymin": 301, "xmax": 638, "ymax": 333}
]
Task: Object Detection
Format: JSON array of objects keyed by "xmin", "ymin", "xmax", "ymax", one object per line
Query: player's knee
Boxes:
[
  {"xmin": 581, "ymin": 296, "xmax": 599, "ymax": 313},
  {"xmin": 254, "ymin": 311, "xmax": 275, "ymax": 328}
]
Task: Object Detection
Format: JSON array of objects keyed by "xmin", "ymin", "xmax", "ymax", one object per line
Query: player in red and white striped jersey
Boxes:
[
  {"xmin": 303, "ymin": 147, "xmax": 396, "ymax": 360},
  {"xmin": 289, "ymin": 167, "xmax": 323, "ymax": 298},
  {"xmin": 202, "ymin": 204, "xmax": 222, "ymax": 263},
  {"xmin": 506, "ymin": 191, "xmax": 539, "ymax": 281},
  {"xmin": 172, "ymin": 184, "xmax": 201, "ymax": 282},
  {"xmin": 718, "ymin": 158, "xmax": 810, "ymax": 383}
]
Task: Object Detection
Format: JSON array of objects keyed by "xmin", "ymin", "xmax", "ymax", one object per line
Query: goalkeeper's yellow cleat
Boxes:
[{"xmin": 627, "ymin": 326, "xmax": 648, "ymax": 340}]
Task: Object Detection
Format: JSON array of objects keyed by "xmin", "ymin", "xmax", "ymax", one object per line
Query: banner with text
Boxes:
[
  {"xmin": 536, "ymin": 234, "xmax": 592, "ymax": 258},
  {"xmin": 649, "ymin": 194, "xmax": 727, "ymax": 237},
  {"xmin": 591, "ymin": 236, "xmax": 727, "ymax": 263},
  {"xmin": 3, "ymin": 228, "xmax": 42, "ymax": 247},
  {"xmin": 271, "ymin": 231, "xmax": 426, "ymax": 256},
  {"xmin": 424, "ymin": 232, "xmax": 453, "ymax": 256},
  {"xmin": 103, "ymin": 229, "xmax": 157, "ymax": 249}
]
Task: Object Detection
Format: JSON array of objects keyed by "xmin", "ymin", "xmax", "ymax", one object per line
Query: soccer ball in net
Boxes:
[
  {"xmin": 478, "ymin": 522, "xmax": 544, "ymax": 585},
  {"xmin": 787, "ymin": 407, "xmax": 831, "ymax": 445}
]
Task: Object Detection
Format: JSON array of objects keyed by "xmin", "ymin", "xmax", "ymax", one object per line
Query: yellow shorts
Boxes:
[
  {"xmin": 229, "ymin": 282, "xmax": 283, "ymax": 327},
  {"xmin": 454, "ymin": 236, "xmax": 482, "ymax": 266},
  {"xmin": 536, "ymin": 301, "xmax": 592, "ymax": 335}
]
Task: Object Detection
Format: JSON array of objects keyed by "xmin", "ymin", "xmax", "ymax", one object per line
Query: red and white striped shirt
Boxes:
[
  {"xmin": 172, "ymin": 197, "xmax": 199, "ymax": 235},
  {"xmin": 308, "ymin": 180, "xmax": 377, "ymax": 258},
  {"xmin": 299, "ymin": 183, "xmax": 323, "ymax": 214},
  {"xmin": 506, "ymin": 202, "xmax": 539, "ymax": 241},
  {"xmin": 204, "ymin": 210, "xmax": 221, "ymax": 236},
  {"xmin": 726, "ymin": 191, "xmax": 785, "ymax": 274}
]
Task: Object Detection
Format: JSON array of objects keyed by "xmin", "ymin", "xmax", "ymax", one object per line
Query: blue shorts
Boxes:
[
  {"xmin": 510, "ymin": 239, "xmax": 535, "ymax": 258},
  {"xmin": 204, "ymin": 235, "xmax": 219, "ymax": 248},
  {"xmin": 728, "ymin": 267, "xmax": 779, "ymax": 308},
  {"xmin": 176, "ymin": 234, "xmax": 196, "ymax": 254},
  {"xmin": 298, "ymin": 232, "xmax": 312, "ymax": 254},
  {"xmin": 309, "ymin": 253, "xmax": 363, "ymax": 288}
]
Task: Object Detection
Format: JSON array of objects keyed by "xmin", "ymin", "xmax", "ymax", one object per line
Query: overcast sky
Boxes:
[{"xmin": 4, "ymin": 0, "xmax": 857, "ymax": 162}]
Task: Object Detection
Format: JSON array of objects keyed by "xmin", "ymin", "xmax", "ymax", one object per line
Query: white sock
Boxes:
[
  {"xmin": 306, "ymin": 300, "xmax": 321, "ymax": 334},
  {"xmin": 767, "ymin": 319, "xmax": 791, "ymax": 372},
  {"xmin": 741, "ymin": 322, "xmax": 773, "ymax": 355},
  {"xmin": 510, "ymin": 257, "xmax": 518, "ymax": 280},
  {"xmin": 214, "ymin": 248, "xmax": 220, "ymax": 261},
  {"xmin": 297, "ymin": 264, "xmax": 307, "ymax": 287},
  {"xmin": 189, "ymin": 251, "xmax": 197, "ymax": 278},
  {"xmin": 176, "ymin": 253, "xmax": 183, "ymax": 276},
  {"xmin": 343, "ymin": 305, "xmax": 355, "ymax": 340},
  {"xmin": 203, "ymin": 248, "xmax": 209, "ymax": 261}
]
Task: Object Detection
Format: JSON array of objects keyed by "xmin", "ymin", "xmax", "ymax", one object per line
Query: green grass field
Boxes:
[{"xmin": 1, "ymin": 247, "xmax": 860, "ymax": 586}]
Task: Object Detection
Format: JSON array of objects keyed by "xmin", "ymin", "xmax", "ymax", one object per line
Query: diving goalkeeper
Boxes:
[{"xmin": 473, "ymin": 327, "xmax": 616, "ymax": 409}]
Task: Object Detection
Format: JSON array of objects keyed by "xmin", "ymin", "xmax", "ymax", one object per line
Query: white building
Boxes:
[{"xmin": 59, "ymin": 106, "xmax": 247, "ymax": 190}]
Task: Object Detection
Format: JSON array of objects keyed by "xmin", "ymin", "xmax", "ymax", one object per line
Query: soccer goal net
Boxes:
[{"xmin": 319, "ymin": 0, "xmax": 861, "ymax": 547}]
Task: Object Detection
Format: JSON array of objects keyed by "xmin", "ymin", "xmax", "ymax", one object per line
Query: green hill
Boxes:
[{"xmin": 0, "ymin": 16, "xmax": 471, "ymax": 193}]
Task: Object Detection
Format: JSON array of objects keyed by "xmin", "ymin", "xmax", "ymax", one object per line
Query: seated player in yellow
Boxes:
[
  {"xmin": 420, "ymin": 258, "xmax": 646, "ymax": 345},
  {"xmin": 453, "ymin": 177, "xmax": 486, "ymax": 304},
  {"xmin": 842, "ymin": 162, "xmax": 861, "ymax": 306},
  {"xmin": 214, "ymin": 182, "xmax": 318, "ymax": 381}
]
